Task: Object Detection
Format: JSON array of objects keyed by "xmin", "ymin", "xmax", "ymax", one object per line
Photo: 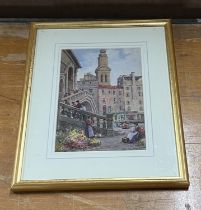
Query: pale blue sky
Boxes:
[{"xmin": 72, "ymin": 48, "xmax": 142, "ymax": 85}]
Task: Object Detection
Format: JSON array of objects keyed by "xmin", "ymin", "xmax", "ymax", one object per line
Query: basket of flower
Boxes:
[
  {"xmin": 63, "ymin": 129, "xmax": 88, "ymax": 151},
  {"xmin": 55, "ymin": 128, "xmax": 102, "ymax": 151},
  {"xmin": 55, "ymin": 143, "xmax": 65, "ymax": 152},
  {"xmin": 87, "ymin": 138, "xmax": 101, "ymax": 147},
  {"xmin": 55, "ymin": 131, "xmax": 68, "ymax": 152}
]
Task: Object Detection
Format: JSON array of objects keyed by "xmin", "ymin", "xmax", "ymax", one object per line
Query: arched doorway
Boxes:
[{"xmin": 81, "ymin": 101, "xmax": 93, "ymax": 112}]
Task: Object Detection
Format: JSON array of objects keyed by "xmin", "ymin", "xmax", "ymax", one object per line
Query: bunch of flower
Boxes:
[
  {"xmin": 55, "ymin": 131, "xmax": 68, "ymax": 152},
  {"xmin": 55, "ymin": 143, "xmax": 65, "ymax": 152},
  {"xmin": 55, "ymin": 128, "xmax": 102, "ymax": 152},
  {"xmin": 64, "ymin": 129, "xmax": 88, "ymax": 151},
  {"xmin": 87, "ymin": 138, "xmax": 101, "ymax": 147},
  {"xmin": 135, "ymin": 138, "xmax": 146, "ymax": 148}
]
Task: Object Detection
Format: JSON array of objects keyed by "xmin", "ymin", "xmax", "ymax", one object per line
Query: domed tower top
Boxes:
[
  {"xmin": 95, "ymin": 49, "xmax": 111, "ymax": 85},
  {"xmin": 100, "ymin": 49, "xmax": 106, "ymax": 53}
]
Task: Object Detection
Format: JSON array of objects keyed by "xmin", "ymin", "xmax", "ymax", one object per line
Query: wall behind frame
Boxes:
[{"xmin": 0, "ymin": 0, "xmax": 201, "ymax": 18}]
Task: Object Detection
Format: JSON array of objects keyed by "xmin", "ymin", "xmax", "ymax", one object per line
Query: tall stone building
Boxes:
[
  {"xmin": 95, "ymin": 49, "xmax": 111, "ymax": 85},
  {"xmin": 136, "ymin": 77, "xmax": 144, "ymax": 112},
  {"xmin": 117, "ymin": 73, "xmax": 143, "ymax": 113},
  {"xmin": 117, "ymin": 73, "xmax": 144, "ymax": 122},
  {"xmin": 77, "ymin": 49, "xmax": 144, "ymax": 122}
]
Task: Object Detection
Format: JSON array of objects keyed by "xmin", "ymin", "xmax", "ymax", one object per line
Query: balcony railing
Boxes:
[{"xmin": 58, "ymin": 103, "xmax": 114, "ymax": 136}]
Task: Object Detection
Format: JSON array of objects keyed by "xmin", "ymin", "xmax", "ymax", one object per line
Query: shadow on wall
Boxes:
[{"xmin": 0, "ymin": 1, "xmax": 201, "ymax": 19}]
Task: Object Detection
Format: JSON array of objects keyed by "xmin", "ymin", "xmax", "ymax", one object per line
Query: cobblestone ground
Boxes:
[
  {"xmin": 87, "ymin": 135, "xmax": 146, "ymax": 151},
  {"xmin": 85, "ymin": 127, "xmax": 146, "ymax": 151}
]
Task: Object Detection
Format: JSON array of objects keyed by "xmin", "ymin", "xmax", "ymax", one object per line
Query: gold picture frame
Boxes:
[{"xmin": 11, "ymin": 19, "xmax": 189, "ymax": 192}]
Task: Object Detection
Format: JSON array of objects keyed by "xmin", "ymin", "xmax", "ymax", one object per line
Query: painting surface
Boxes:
[{"xmin": 55, "ymin": 48, "xmax": 146, "ymax": 152}]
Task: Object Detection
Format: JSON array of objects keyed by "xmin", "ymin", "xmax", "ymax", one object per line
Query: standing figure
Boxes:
[
  {"xmin": 76, "ymin": 100, "xmax": 82, "ymax": 109},
  {"xmin": 85, "ymin": 118, "xmax": 95, "ymax": 138}
]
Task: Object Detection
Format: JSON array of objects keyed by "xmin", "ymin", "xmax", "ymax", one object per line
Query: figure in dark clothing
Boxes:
[{"xmin": 76, "ymin": 100, "xmax": 82, "ymax": 109}]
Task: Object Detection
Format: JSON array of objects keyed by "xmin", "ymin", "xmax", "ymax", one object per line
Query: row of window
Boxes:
[
  {"xmin": 102, "ymin": 99, "xmax": 143, "ymax": 105},
  {"xmin": 102, "ymin": 98, "xmax": 121, "ymax": 103},
  {"xmin": 127, "ymin": 105, "xmax": 143, "ymax": 111},
  {"xmin": 101, "ymin": 89, "xmax": 143, "ymax": 97},
  {"xmin": 82, "ymin": 81, "xmax": 93, "ymax": 85},
  {"xmin": 101, "ymin": 89, "xmax": 122, "ymax": 95},
  {"xmin": 126, "ymin": 92, "xmax": 143, "ymax": 97},
  {"xmin": 102, "ymin": 105, "xmax": 143, "ymax": 114},
  {"xmin": 81, "ymin": 85, "xmax": 142, "ymax": 94},
  {"xmin": 126, "ymin": 101, "xmax": 143, "ymax": 105},
  {"xmin": 102, "ymin": 105, "xmax": 123, "ymax": 114},
  {"xmin": 89, "ymin": 88, "xmax": 143, "ymax": 99},
  {"xmin": 125, "ymin": 86, "xmax": 142, "ymax": 91}
]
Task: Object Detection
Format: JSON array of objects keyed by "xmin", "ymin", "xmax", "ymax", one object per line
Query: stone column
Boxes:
[
  {"xmin": 74, "ymin": 69, "xmax": 77, "ymax": 90},
  {"xmin": 65, "ymin": 67, "xmax": 68, "ymax": 93},
  {"xmin": 72, "ymin": 67, "xmax": 75, "ymax": 90},
  {"xmin": 61, "ymin": 76, "xmax": 65, "ymax": 96},
  {"xmin": 66, "ymin": 73, "xmax": 68, "ymax": 93}
]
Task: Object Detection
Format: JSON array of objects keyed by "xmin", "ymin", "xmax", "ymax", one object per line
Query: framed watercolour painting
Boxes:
[{"xmin": 11, "ymin": 20, "xmax": 189, "ymax": 192}]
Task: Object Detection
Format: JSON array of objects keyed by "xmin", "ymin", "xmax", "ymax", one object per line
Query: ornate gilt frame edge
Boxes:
[{"xmin": 11, "ymin": 19, "xmax": 189, "ymax": 192}]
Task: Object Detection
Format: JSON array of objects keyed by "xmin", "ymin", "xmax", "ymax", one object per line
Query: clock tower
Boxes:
[{"xmin": 95, "ymin": 49, "xmax": 111, "ymax": 85}]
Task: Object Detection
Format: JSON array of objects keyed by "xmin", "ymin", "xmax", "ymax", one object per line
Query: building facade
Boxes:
[
  {"xmin": 59, "ymin": 50, "xmax": 81, "ymax": 99},
  {"xmin": 77, "ymin": 73, "xmax": 99, "ymax": 110},
  {"xmin": 98, "ymin": 85, "xmax": 125, "ymax": 115},
  {"xmin": 77, "ymin": 49, "xmax": 144, "ymax": 122}
]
